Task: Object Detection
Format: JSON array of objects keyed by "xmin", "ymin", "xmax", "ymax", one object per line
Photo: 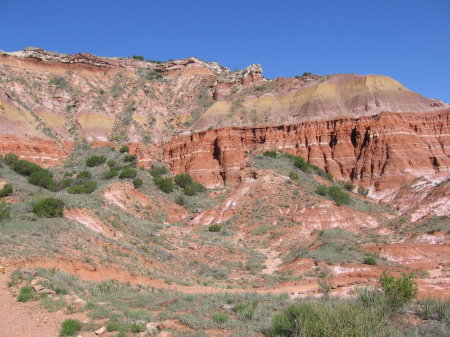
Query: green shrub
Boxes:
[
  {"xmin": 154, "ymin": 177, "xmax": 173, "ymax": 193},
  {"xmin": 28, "ymin": 169, "xmax": 57, "ymax": 190},
  {"xmin": 58, "ymin": 178, "xmax": 73, "ymax": 189},
  {"xmin": 268, "ymin": 300, "xmax": 392, "ymax": 337},
  {"xmin": 316, "ymin": 184, "xmax": 329, "ymax": 196},
  {"xmin": 175, "ymin": 195, "xmax": 185, "ymax": 206},
  {"xmin": 102, "ymin": 167, "xmax": 120, "ymax": 179},
  {"xmin": 132, "ymin": 55, "xmax": 144, "ymax": 61},
  {"xmin": 289, "ymin": 171, "xmax": 299, "ymax": 180},
  {"xmin": 363, "ymin": 256, "xmax": 377, "ymax": 266},
  {"xmin": 315, "ymin": 185, "xmax": 350, "ymax": 206},
  {"xmin": 119, "ymin": 167, "xmax": 137, "ymax": 179},
  {"xmin": 32, "ymin": 198, "xmax": 64, "ymax": 217},
  {"xmin": 17, "ymin": 286, "xmax": 34, "ymax": 302},
  {"xmin": 211, "ymin": 312, "xmax": 228, "ymax": 323},
  {"xmin": 0, "ymin": 201, "xmax": 10, "ymax": 223},
  {"xmin": 263, "ymin": 150, "xmax": 277, "ymax": 158},
  {"xmin": 343, "ymin": 182, "xmax": 355, "ymax": 191},
  {"xmin": 67, "ymin": 181, "xmax": 97, "ymax": 194},
  {"xmin": 328, "ymin": 186, "xmax": 351, "ymax": 206},
  {"xmin": 3, "ymin": 153, "xmax": 19, "ymax": 165},
  {"xmin": 358, "ymin": 186, "xmax": 369, "ymax": 197},
  {"xmin": 129, "ymin": 322, "xmax": 145, "ymax": 333},
  {"xmin": 184, "ymin": 182, "xmax": 205, "ymax": 196},
  {"xmin": 208, "ymin": 224, "xmax": 222, "ymax": 232},
  {"xmin": 149, "ymin": 165, "xmax": 168, "ymax": 177},
  {"xmin": 133, "ymin": 178, "xmax": 143, "ymax": 189},
  {"xmin": 174, "ymin": 173, "xmax": 193, "ymax": 188},
  {"xmin": 293, "ymin": 156, "xmax": 309, "ymax": 172},
  {"xmin": 123, "ymin": 154, "xmax": 137, "ymax": 162},
  {"xmin": 119, "ymin": 145, "xmax": 129, "ymax": 153},
  {"xmin": 59, "ymin": 319, "xmax": 82, "ymax": 337},
  {"xmin": 107, "ymin": 159, "xmax": 116, "ymax": 167},
  {"xmin": 0, "ymin": 183, "xmax": 13, "ymax": 197},
  {"xmin": 380, "ymin": 271, "xmax": 418, "ymax": 310},
  {"xmin": 76, "ymin": 170, "xmax": 92, "ymax": 182},
  {"xmin": 13, "ymin": 159, "xmax": 41, "ymax": 176},
  {"xmin": 86, "ymin": 155, "xmax": 107, "ymax": 167}
]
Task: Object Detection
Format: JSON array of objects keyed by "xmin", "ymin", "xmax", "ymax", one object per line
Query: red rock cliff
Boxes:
[{"xmin": 164, "ymin": 109, "xmax": 450, "ymax": 198}]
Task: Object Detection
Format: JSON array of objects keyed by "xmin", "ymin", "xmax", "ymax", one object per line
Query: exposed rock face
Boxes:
[
  {"xmin": 213, "ymin": 64, "xmax": 265, "ymax": 99},
  {"xmin": 0, "ymin": 47, "xmax": 449, "ymax": 196},
  {"xmin": 165, "ymin": 109, "xmax": 450, "ymax": 197}
]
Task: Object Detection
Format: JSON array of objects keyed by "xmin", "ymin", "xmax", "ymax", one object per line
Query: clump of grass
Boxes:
[
  {"xmin": 59, "ymin": 319, "xmax": 82, "ymax": 337},
  {"xmin": 211, "ymin": 312, "xmax": 228, "ymax": 323},
  {"xmin": 129, "ymin": 322, "xmax": 145, "ymax": 332},
  {"xmin": 263, "ymin": 150, "xmax": 277, "ymax": 158},
  {"xmin": 208, "ymin": 224, "xmax": 222, "ymax": 232},
  {"xmin": 17, "ymin": 286, "xmax": 34, "ymax": 302}
]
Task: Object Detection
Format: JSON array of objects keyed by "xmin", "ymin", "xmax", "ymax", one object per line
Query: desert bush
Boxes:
[
  {"xmin": 28, "ymin": 169, "xmax": 57, "ymax": 190},
  {"xmin": 119, "ymin": 145, "xmax": 129, "ymax": 153},
  {"xmin": 86, "ymin": 155, "xmax": 107, "ymax": 167},
  {"xmin": 208, "ymin": 224, "xmax": 222, "ymax": 232},
  {"xmin": 32, "ymin": 198, "xmax": 64, "ymax": 217},
  {"xmin": 13, "ymin": 159, "xmax": 41, "ymax": 176},
  {"xmin": 123, "ymin": 154, "xmax": 137, "ymax": 162},
  {"xmin": 154, "ymin": 177, "xmax": 173, "ymax": 193},
  {"xmin": 184, "ymin": 182, "xmax": 205, "ymax": 196},
  {"xmin": 267, "ymin": 300, "xmax": 393, "ymax": 337},
  {"xmin": 17, "ymin": 286, "xmax": 34, "ymax": 302},
  {"xmin": 358, "ymin": 186, "xmax": 369, "ymax": 196},
  {"xmin": 129, "ymin": 322, "xmax": 145, "ymax": 332},
  {"xmin": 49, "ymin": 75, "xmax": 71, "ymax": 92},
  {"xmin": 67, "ymin": 181, "xmax": 97, "ymax": 194},
  {"xmin": 59, "ymin": 319, "xmax": 82, "ymax": 337},
  {"xmin": 58, "ymin": 178, "xmax": 73, "ymax": 189},
  {"xmin": 175, "ymin": 173, "xmax": 194, "ymax": 188},
  {"xmin": 132, "ymin": 55, "xmax": 144, "ymax": 60},
  {"xmin": 343, "ymin": 182, "xmax": 355, "ymax": 191},
  {"xmin": 363, "ymin": 256, "xmax": 377, "ymax": 265},
  {"xmin": 3, "ymin": 153, "xmax": 19, "ymax": 165},
  {"xmin": 175, "ymin": 195, "xmax": 185, "ymax": 206},
  {"xmin": 107, "ymin": 159, "xmax": 116, "ymax": 167},
  {"xmin": 102, "ymin": 167, "xmax": 120, "ymax": 179},
  {"xmin": 0, "ymin": 201, "xmax": 11, "ymax": 223},
  {"xmin": 263, "ymin": 150, "xmax": 277, "ymax": 158},
  {"xmin": 315, "ymin": 185, "xmax": 350, "ymax": 206},
  {"xmin": 328, "ymin": 186, "xmax": 351, "ymax": 206},
  {"xmin": 133, "ymin": 178, "xmax": 143, "ymax": 189},
  {"xmin": 0, "ymin": 183, "xmax": 13, "ymax": 197},
  {"xmin": 119, "ymin": 167, "xmax": 137, "ymax": 179},
  {"xmin": 289, "ymin": 171, "xmax": 299, "ymax": 180},
  {"xmin": 380, "ymin": 271, "xmax": 418, "ymax": 310},
  {"xmin": 150, "ymin": 165, "xmax": 168, "ymax": 177},
  {"xmin": 75, "ymin": 170, "xmax": 92, "ymax": 182},
  {"xmin": 315, "ymin": 184, "xmax": 329, "ymax": 196},
  {"xmin": 211, "ymin": 312, "xmax": 228, "ymax": 323}
]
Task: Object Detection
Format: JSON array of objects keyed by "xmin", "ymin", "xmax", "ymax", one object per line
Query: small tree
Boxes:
[
  {"xmin": 3, "ymin": 153, "xmax": 19, "ymax": 165},
  {"xmin": 119, "ymin": 167, "xmax": 137, "ymax": 179},
  {"xmin": 0, "ymin": 184, "xmax": 13, "ymax": 197},
  {"xmin": 380, "ymin": 271, "xmax": 418, "ymax": 310},
  {"xmin": 174, "ymin": 173, "xmax": 193, "ymax": 188},
  {"xmin": 13, "ymin": 160, "xmax": 41, "ymax": 176},
  {"xmin": 119, "ymin": 145, "xmax": 129, "ymax": 153},
  {"xmin": 154, "ymin": 177, "xmax": 173, "ymax": 193},
  {"xmin": 28, "ymin": 169, "xmax": 57, "ymax": 190},
  {"xmin": 32, "ymin": 198, "xmax": 64, "ymax": 218},
  {"xmin": 343, "ymin": 182, "xmax": 354, "ymax": 191},
  {"xmin": 86, "ymin": 155, "xmax": 107, "ymax": 167}
]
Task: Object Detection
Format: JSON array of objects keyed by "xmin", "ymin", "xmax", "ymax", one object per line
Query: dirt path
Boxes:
[
  {"xmin": 259, "ymin": 249, "xmax": 283, "ymax": 275},
  {"xmin": 0, "ymin": 271, "xmax": 87, "ymax": 337}
]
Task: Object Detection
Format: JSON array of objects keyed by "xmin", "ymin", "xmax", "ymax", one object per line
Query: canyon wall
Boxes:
[{"xmin": 164, "ymin": 109, "xmax": 450, "ymax": 198}]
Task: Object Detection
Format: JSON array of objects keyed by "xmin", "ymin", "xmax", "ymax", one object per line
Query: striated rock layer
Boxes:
[{"xmin": 164, "ymin": 109, "xmax": 450, "ymax": 198}]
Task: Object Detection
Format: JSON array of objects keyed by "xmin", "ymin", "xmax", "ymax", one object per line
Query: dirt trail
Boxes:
[
  {"xmin": 259, "ymin": 249, "xmax": 283, "ymax": 275},
  {"xmin": 0, "ymin": 271, "xmax": 87, "ymax": 337}
]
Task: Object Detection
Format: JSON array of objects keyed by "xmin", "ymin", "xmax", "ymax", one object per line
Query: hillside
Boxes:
[{"xmin": 0, "ymin": 47, "xmax": 449, "ymax": 337}]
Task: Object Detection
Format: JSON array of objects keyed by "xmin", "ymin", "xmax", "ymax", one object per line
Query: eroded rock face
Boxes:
[
  {"xmin": 164, "ymin": 109, "xmax": 450, "ymax": 197},
  {"xmin": 1, "ymin": 47, "xmax": 449, "ymax": 196}
]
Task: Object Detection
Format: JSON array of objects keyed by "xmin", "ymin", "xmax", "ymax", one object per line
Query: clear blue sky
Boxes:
[{"xmin": 1, "ymin": 0, "xmax": 449, "ymax": 101}]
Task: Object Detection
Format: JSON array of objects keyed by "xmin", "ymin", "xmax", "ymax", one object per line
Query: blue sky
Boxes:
[{"xmin": 1, "ymin": 0, "xmax": 449, "ymax": 101}]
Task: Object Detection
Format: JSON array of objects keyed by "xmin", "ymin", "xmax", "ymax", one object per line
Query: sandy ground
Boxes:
[{"xmin": 0, "ymin": 270, "xmax": 87, "ymax": 337}]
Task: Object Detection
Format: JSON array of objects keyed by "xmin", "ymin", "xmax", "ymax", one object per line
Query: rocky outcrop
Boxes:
[
  {"xmin": 213, "ymin": 64, "xmax": 265, "ymax": 99},
  {"xmin": 164, "ymin": 109, "xmax": 450, "ymax": 198}
]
